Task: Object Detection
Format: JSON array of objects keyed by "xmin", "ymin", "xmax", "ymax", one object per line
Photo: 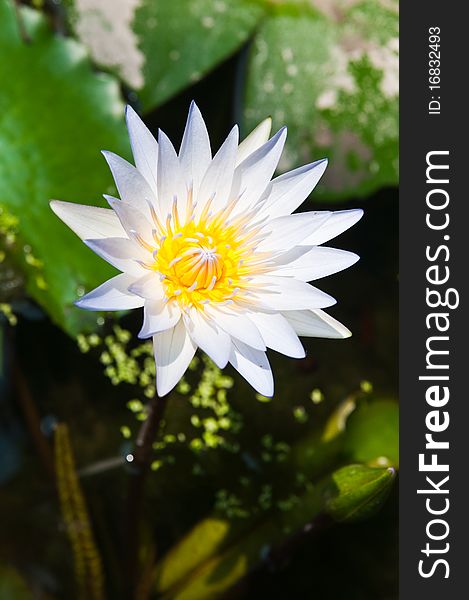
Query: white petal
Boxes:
[
  {"xmin": 253, "ymin": 276, "xmax": 336, "ymax": 310},
  {"xmin": 231, "ymin": 127, "xmax": 287, "ymax": 215},
  {"xmin": 102, "ymin": 151, "xmax": 155, "ymax": 217},
  {"xmin": 206, "ymin": 306, "xmax": 266, "ymax": 350},
  {"xmin": 125, "ymin": 105, "xmax": 158, "ymax": 195},
  {"xmin": 139, "ymin": 298, "xmax": 181, "ymax": 338},
  {"xmin": 272, "ymin": 246, "xmax": 359, "ymax": 281},
  {"xmin": 50, "ymin": 201, "xmax": 125, "ymax": 240},
  {"xmin": 186, "ymin": 309, "xmax": 231, "ymax": 368},
  {"xmin": 128, "ymin": 272, "xmax": 165, "ymax": 299},
  {"xmin": 302, "ymin": 209, "xmax": 364, "ymax": 246},
  {"xmin": 157, "ymin": 129, "xmax": 188, "ymax": 217},
  {"xmin": 229, "ymin": 340, "xmax": 273, "ymax": 397},
  {"xmin": 84, "ymin": 237, "xmax": 148, "ymax": 277},
  {"xmin": 260, "ymin": 159, "xmax": 328, "ymax": 219},
  {"xmin": 283, "ymin": 309, "xmax": 352, "ymax": 339},
  {"xmin": 154, "ymin": 320, "xmax": 197, "ymax": 396},
  {"xmin": 75, "ymin": 273, "xmax": 143, "ymax": 311},
  {"xmin": 105, "ymin": 196, "xmax": 155, "ymax": 245},
  {"xmin": 198, "ymin": 125, "xmax": 239, "ymax": 214},
  {"xmin": 236, "ymin": 118, "xmax": 272, "ymax": 166},
  {"xmin": 179, "ymin": 101, "xmax": 212, "ymax": 201},
  {"xmin": 257, "ymin": 211, "xmax": 332, "ymax": 252},
  {"xmin": 248, "ymin": 311, "xmax": 305, "ymax": 358}
]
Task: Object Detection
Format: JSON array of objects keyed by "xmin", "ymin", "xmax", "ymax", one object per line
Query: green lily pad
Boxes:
[
  {"xmin": 135, "ymin": 0, "xmax": 265, "ymax": 110},
  {"xmin": 243, "ymin": 0, "xmax": 398, "ymax": 200},
  {"xmin": 154, "ymin": 465, "xmax": 395, "ymax": 598},
  {"xmin": 0, "ymin": 0, "xmax": 130, "ymax": 335},
  {"xmin": 343, "ymin": 399, "xmax": 399, "ymax": 468},
  {"xmin": 324, "ymin": 464, "xmax": 396, "ymax": 522}
]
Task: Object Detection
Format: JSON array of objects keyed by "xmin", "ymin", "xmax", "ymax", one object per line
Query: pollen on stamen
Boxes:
[
  {"xmin": 149, "ymin": 205, "xmax": 164, "ymax": 233},
  {"xmin": 169, "ymin": 256, "xmax": 183, "ymax": 267},
  {"xmin": 136, "ymin": 260, "xmax": 154, "ymax": 271},
  {"xmin": 172, "ymin": 197, "xmax": 181, "ymax": 229},
  {"xmin": 129, "ymin": 229, "xmax": 154, "ymax": 252}
]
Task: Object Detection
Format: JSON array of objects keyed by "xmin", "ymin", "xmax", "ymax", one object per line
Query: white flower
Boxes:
[{"xmin": 51, "ymin": 102, "xmax": 362, "ymax": 397}]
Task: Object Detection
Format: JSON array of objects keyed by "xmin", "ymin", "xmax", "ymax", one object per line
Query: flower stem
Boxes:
[{"xmin": 124, "ymin": 394, "xmax": 168, "ymax": 597}]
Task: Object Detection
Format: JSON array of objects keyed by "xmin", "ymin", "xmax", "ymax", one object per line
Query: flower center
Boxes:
[
  {"xmin": 137, "ymin": 195, "xmax": 271, "ymax": 309},
  {"xmin": 168, "ymin": 237, "xmax": 223, "ymax": 289}
]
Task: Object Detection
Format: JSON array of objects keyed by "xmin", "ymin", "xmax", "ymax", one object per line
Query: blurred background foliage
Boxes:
[{"xmin": 0, "ymin": 0, "xmax": 398, "ymax": 598}]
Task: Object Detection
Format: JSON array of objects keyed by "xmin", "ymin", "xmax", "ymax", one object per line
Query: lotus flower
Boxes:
[{"xmin": 51, "ymin": 102, "xmax": 362, "ymax": 397}]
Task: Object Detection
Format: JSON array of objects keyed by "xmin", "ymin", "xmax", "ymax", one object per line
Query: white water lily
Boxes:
[{"xmin": 51, "ymin": 102, "xmax": 362, "ymax": 397}]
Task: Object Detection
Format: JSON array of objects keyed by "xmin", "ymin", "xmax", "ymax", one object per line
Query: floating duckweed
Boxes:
[
  {"xmin": 1, "ymin": 204, "xmax": 48, "ymax": 315},
  {"xmin": 310, "ymin": 388, "xmax": 324, "ymax": 404},
  {"xmin": 203, "ymin": 418, "xmax": 219, "ymax": 433},
  {"xmin": 177, "ymin": 380, "xmax": 191, "ymax": 394},
  {"xmin": 120, "ymin": 426, "xmax": 131, "ymax": 439},
  {"xmin": 75, "ymin": 329, "xmax": 240, "ymax": 465},
  {"xmin": 77, "ymin": 333, "xmax": 91, "ymax": 353},
  {"xmin": 0, "ymin": 205, "xmax": 19, "ymax": 244},
  {"xmin": 360, "ymin": 380, "xmax": 373, "ymax": 393},
  {"xmin": 218, "ymin": 417, "xmax": 231, "ymax": 430},
  {"xmin": 277, "ymin": 494, "xmax": 300, "ymax": 512},
  {"xmin": 256, "ymin": 393, "xmax": 272, "ymax": 403},
  {"xmin": 293, "ymin": 405, "xmax": 308, "ymax": 423},
  {"xmin": 186, "ymin": 355, "xmax": 240, "ymax": 450},
  {"xmin": 24, "ymin": 251, "xmax": 43, "ymax": 268},
  {"xmin": 190, "ymin": 438, "xmax": 203, "ymax": 452},
  {"xmin": 215, "ymin": 489, "xmax": 249, "ymax": 519},
  {"xmin": 127, "ymin": 399, "xmax": 143, "ymax": 413},
  {"xmin": 143, "ymin": 386, "xmax": 155, "ymax": 399},
  {"xmin": 258, "ymin": 485, "xmax": 273, "ymax": 510},
  {"xmin": 190, "ymin": 415, "xmax": 201, "ymax": 428},
  {"xmin": 0, "ymin": 303, "xmax": 17, "ymax": 325},
  {"xmin": 202, "ymin": 430, "xmax": 222, "ymax": 448}
]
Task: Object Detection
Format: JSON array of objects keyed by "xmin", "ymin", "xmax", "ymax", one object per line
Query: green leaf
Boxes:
[
  {"xmin": 0, "ymin": 0, "xmax": 131, "ymax": 335},
  {"xmin": 243, "ymin": 1, "xmax": 398, "ymax": 200},
  {"xmin": 134, "ymin": 0, "xmax": 266, "ymax": 110},
  {"xmin": 343, "ymin": 399, "xmax": 399, "ymax": 468},
  {"xmin": 324, "ymin": 464, "xmax": 395, "ymax": 522},
  {"xmin": 154, "ymin": 465, "xmax": 395, "ymax": 598}
]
